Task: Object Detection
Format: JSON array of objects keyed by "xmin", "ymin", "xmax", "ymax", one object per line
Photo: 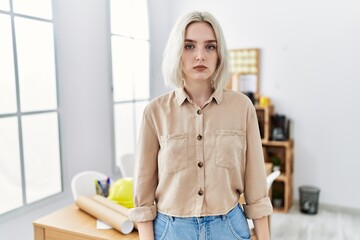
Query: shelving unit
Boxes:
[
  {"xmin": 256, "ymin": 105, "xmax": 294, "ymax": 213},
  {"xmin": 262, "ymin": 140, "xmax": 294, "ymax": 213},
  {"xmin": 227, "ymin": 47, "xmax": 294, "ymax": 213}
]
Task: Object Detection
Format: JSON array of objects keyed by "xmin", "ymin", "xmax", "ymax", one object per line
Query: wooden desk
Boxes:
[
  {"xmin": 33, "ymin": 204, "xmax": 139, "ymax": 240},
  {"xmin": 34, "ymin": 164, "xmax": 272, "ymax": 240}
]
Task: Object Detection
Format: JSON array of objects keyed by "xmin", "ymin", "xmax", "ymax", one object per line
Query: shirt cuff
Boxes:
[
  {"xmin": 243, "ymin": 196, "xmax": 273, "ymax": 219},
  {"xmin": 129, "ymin": 204, "xmax": 157, "ymax": 222}
]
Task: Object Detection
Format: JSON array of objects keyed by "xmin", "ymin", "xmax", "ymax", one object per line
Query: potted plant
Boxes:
[{"xmin": 271, "ymin": 156, "xmax": 281, "ymax": 171}]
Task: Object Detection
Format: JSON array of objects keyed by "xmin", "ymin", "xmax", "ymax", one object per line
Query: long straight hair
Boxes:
[{"xmin": 162, "ymin": 11, "xmax": 230, "ymax": 91}]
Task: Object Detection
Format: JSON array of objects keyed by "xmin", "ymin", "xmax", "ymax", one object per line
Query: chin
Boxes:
[{"xmin": 191, "ymin": 74, "xmax": 212, "ymax": 82}]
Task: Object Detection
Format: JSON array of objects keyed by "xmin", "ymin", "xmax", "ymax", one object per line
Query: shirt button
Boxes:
[
  {"xmin": 198, "ymin": 189, "xmax": 204, "ymax": 196},
  {"xmin": 197, "ymin": 109, "xmax": 201, "ymax": 115},
  {"xmin": 198, "ymin": 162, "xmax": 203, "ymax": 168},
  {"xmin": 197, "ymin": 135, "xmax": 202, "ymax": 140}
]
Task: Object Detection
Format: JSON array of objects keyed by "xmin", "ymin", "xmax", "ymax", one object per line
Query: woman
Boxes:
[{"xmin": 129, "ymin": 11, "xmax": 272, "ymax": 240}]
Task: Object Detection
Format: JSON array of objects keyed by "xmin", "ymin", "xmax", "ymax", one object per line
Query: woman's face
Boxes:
[{"xmin": 181, "ymin": 22, "xmax": 218, "ymax": 85}]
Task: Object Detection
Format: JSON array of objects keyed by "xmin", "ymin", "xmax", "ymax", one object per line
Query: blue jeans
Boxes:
[{"xmin": 153, "ymin": 204, "xmax": 251, "ymax": 240}]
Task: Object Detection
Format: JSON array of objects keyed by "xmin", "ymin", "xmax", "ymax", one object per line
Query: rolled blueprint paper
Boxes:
[
  {"xmin": 75, "ymin": 196, "xmax": 134, "ymax": 234},
  {"xmin": 92, "ymin": 195, "xmax": 138, "ymax": 230}
]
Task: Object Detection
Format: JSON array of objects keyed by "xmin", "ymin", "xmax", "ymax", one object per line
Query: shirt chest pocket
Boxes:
[
  {"xmin": 215, "ymin": 130, "xmax": 246, "ymax": 169},
  {"xmin": 159, "ymin": 134, "xmax": 188, "ymax": 173}
]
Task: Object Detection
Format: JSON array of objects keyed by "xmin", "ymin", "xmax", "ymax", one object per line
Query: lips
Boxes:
[{"xmin": 194, "ymin": 65, "xmax": 207, "ymax": 71}]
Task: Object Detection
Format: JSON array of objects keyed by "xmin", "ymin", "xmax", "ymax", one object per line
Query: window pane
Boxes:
[
  {"xmin": 112, "ymin": 37, "xmax": 149, "ymax": 101},
  {"xmin": 132, "ymin": 0, "xmax": 149, "ymax": 39},
  {"xmin": 111, "ymin": 0, "xmax": 149, "ymax": 176},
  {"xmin": 0, "ymin": 14, "xmax": 17, "ymax": 114},
  {"xmin": 114, "ymin": 103, "xmax": 135, "ymax": 170},
  {"xmin": 15, "ymin": 17, "xmax": 57, "ymax": 112},
  {"xmin": 110, "ymin": 0, "xmax": 132, "ymax": 36},
  {"xmin": 133, "ymin": 40, "xmax": 149, "ymax": 99},
  {"xmin": 0, "ymin": 117, "xmax": 23, "ymax": 214},
  {"xmin": 12, "ymin": 0, "xmax": 52, "ymax": 20},
  {"xmin": 0, "ymin": 0, "xmax": 9, "ymax": 11},
  {"xmin": 112, "ymin": 36, "xmax": 134, "ymax": 102},
  {"xmin": 22, "ymin": 113, "xmax": 61, "ymax": 203},
  {"xmin": 110, "ymin": 0, "xmax": 148, "ymax": 39}
]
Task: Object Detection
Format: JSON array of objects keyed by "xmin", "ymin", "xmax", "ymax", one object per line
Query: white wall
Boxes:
[
  {"xmin": 149, "ymin": 0, "xmax": 173, "ymax": 98},
  {"xmin": 166, "ymin": 0, "xmax": 360, "ymax": 210}
]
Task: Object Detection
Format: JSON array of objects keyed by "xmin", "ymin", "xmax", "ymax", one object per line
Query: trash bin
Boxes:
[{"xmin": 299, "ymin": 185, "xmax": 320, "ymax": 214}]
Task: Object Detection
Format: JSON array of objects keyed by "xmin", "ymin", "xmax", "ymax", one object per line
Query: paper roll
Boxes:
[
  {"xmin": 92, "ymin": 195, "xmax": 138, "ymax": 229},
  {"xmin": 93, "ymin": 195, "xmax": 130, "ymax": 215},
  {"xmin": 76, "ymin": 196, "xmax": 134, "ymax": 234}
]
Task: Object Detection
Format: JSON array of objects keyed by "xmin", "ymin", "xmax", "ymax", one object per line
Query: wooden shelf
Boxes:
[
  {"xmin": 276, "ymin": 174, "xmax": 287, "ymax": 182},
  {"xmin": 256, "ymin": 106, "xmax": 294, "ymax": 213},
  {"xmin": 255, "ymin": 105, "xmax": 274, "ymax": 141},
  {"xmin": 273, "ymin": 208, "xmax": 288, "ymax": 213},
  {"xmin": 262, "ymin": 139, "xmax": 293, "ymax": 147}
]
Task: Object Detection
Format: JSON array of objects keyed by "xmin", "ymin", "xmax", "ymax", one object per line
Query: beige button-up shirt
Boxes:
[{"xmin": 129, "ymin": 88, "xmax": 273, "ymax": 223}]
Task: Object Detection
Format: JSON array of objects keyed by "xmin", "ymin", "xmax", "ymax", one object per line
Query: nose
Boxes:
[{"xmin": 196, "ymin": 48, "xmax": 205, "ymax": 61}]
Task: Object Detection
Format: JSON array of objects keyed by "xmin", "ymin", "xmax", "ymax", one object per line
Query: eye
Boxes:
[
  {"xmin": 184, "ymin": 43, "xmax": 195, "ymax": 50},
  {"xmin": 206, "ymin": 44, "xmax": 217, "ymax": 50}
]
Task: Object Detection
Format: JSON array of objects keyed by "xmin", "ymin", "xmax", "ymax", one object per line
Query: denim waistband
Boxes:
[{"xmin": 157, "ymin": 203, "xmax": 240, "ymax": 224}]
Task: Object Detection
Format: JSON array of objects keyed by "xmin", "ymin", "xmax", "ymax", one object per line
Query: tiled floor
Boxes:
[{"xmin": 271, "ymin": 203, "xmax": 360, "ymax": 240}]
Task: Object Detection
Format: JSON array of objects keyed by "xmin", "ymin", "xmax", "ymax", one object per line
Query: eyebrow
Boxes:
[{"xmin": 184, "ymin": 39, "xmax": 217, "ymax": 43}]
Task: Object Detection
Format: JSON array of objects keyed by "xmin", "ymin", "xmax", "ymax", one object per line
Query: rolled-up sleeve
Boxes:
[
  {"xmin": 129, "ymin": 107, "xmax": 159, "ymax": 222},
  {"xmin": 243, "ymin": 107, "xmax": 273, "ymax": 219}
]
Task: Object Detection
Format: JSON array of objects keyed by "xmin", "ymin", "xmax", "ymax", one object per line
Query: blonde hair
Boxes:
[{"xmin": 162, "ymin": 11, "xmax": 230, "ymax": 91}]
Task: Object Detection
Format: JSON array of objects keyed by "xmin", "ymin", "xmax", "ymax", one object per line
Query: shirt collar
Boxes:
[{"xmin": 175, "ymin": 87, "xmax": 223, "ymax": 106}]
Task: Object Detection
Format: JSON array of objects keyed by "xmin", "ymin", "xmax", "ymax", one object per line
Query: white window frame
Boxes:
[
  {"xmin": 107, "ymin": 0, "xmax": 150, "ymax": 175},
  {"xmin": 0, "ymin": 0, "xmax": 62, "ymax": 219}
]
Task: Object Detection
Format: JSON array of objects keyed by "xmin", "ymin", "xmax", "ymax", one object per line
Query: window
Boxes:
[
  {"xmin": 0, "ymin": 0, "xmax": 62, "ymax": 216},
  {"xmin": 109, "ymin": 0, "xmax": 150, "ymax": 173}
]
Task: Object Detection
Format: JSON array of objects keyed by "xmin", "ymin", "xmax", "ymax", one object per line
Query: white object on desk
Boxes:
[
  {"xmin": 71, "ymin": 170, "xmax": 109, "ymax": 200},
  {"xmin": 97, "ymin": 219, "xmax": 113, "ymax": 229}
]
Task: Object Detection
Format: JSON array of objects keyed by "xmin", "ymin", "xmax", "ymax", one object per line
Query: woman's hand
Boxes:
[
  {"xmin": 137, "ymin": 221, "xmax": 154, "ymax": 240},
  {"xmin": 253, "ymin": 216, "xmax": 270, "ymax": 240}
]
